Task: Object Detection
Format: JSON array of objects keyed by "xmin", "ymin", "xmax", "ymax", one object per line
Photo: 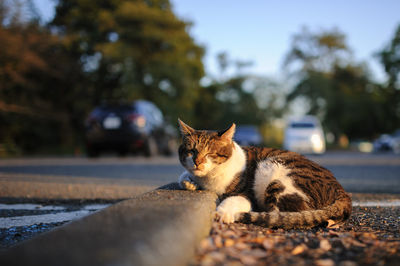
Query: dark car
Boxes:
[
  {"xmin": 233, "ymin": 125, "xmax": 263, "ymax": 146},
  {"xmin": 85, "ymin": 100, "xmax": 177, "ymax": 157}
]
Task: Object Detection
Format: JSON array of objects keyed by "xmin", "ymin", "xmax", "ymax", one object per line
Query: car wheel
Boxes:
[
  {"xmin": 144, "ymin": 137, "xmax": 158, "ymax": 157},
  {"xmin": 87, "ymin": 147, "xmax": 100, "ymax": 158},
  {"xmin": 118, "ymin": 149, "xmax": 129, "ymax": 157}
]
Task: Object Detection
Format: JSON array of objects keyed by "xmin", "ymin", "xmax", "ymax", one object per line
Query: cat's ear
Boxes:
[
  {"xmin": 218, "ymin": 123, "xmax": 236, "ymax": 141},
  {"xmin": 178, "ymin": 119, "xmax": 195, "ymax": 136}
]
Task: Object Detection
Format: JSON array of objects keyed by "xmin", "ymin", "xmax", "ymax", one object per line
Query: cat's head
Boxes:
[{"xmin": 178, "ymin": 119, "xmax": 236, "ymax": 177}]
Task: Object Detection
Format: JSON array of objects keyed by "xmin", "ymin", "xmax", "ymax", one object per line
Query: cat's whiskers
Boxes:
[{"xmin": 196, "ymin": 142, "xmax": 246, "ymax": 195}]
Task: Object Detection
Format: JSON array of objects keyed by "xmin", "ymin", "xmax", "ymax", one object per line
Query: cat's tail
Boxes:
[{"xmin": 237, "ymin": 195, "xmax": 352, "ymax": 229}]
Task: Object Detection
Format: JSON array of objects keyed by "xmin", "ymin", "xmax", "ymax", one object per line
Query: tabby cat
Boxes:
[{"xmin": 177, "ymin": 119, "xmax": 352, "ymax": 229}]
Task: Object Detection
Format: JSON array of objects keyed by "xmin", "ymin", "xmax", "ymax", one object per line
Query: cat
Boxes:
[{"xmin": 177, "ymin": 119, "xmax": 352, "ymax": 229}]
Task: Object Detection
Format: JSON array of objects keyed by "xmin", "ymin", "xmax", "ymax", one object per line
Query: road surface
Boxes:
[
  {"xmin": 0, "ymin": 152, "xmax": 399, "ymax": 250},
  {"xmin": 0, "ymin": 152, "xmax": 399, "ymax": 196}
]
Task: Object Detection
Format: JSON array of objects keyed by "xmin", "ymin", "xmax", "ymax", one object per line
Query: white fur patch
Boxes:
[
  {"xmin": 253, "ymin": 159, "xmax": 308, "ymax": 209},
  {"xmin": 216, "ymin": 196, "xmax": 252, "ymax": 223},
  {"xmin": 193, "ymin": 142, "xmax": 246, "ymax": 195}
]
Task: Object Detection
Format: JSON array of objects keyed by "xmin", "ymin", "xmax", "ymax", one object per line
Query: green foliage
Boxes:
[
  {"xmin": 52, "ymin": 0, "xmax": 205, "ymax": 121},
  {"xmin": 377, "ymin": 25, "xmax": 400, "ymax": 130},
  {"xmin": 379, "ymin": 25, "xmax": 400, "ymax": 88},
  {"xmin": 0, "ymin": 8, "xmax": 88, "ymax": 154},
  {"xmin": 1, "ymin": 0, "xmax": 398, "ymax": 155},
  {"xmin": 192, "ymin": 73, "xmax": 287, "ymax": 136},
  {"xmin": 285, "ymin": 27, "xmax": 400, "ymax": 141},
  {"xmin": 192, "ymin": 51, "xmax": 287, "ymax": 131},
  {"xmin": 283, "ymin": 27, "xmax": 350, "ymax": 73},
  {"xmin": 0, "ymin": 0, "xmax": 205, "ymax": 155}
]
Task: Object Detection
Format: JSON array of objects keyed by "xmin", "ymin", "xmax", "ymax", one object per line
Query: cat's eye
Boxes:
[{"xmin": 208, "ymin": 154, "xmax": 224, "ymax": 159}]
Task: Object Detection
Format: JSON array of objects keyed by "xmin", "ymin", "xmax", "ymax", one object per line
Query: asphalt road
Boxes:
[
  {"xmin": 0, "ymin": 156, "xmax": 182, "ymax": 200},
  {"xmin": 0, "ymin": 151, "xmax": 399, "ymax": 254},
  {"xmin": 0, "ymin": 151, "xmax": 399, "ymax": 197}
]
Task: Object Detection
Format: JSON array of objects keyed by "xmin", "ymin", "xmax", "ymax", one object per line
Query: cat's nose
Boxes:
[
  {"xmin": 194, "ymin": 156, "xmax": 205, "ymax": 166},
  {"xmin": 196, "ymin": 164, "xmax": 205, "ymax": 170}
]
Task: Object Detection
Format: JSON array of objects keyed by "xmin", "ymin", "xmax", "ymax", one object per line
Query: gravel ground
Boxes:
[{"xmin": 193, "ymin": 206, "xmax": 400, "ymax": 266}]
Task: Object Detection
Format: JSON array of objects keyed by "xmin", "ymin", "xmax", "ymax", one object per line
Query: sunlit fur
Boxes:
[
  {"xmin": 178, "ymin": 120, "xmax": 246, "ymax": 194},
  {"xmin": 216, "ymin": 195, "xmax": 251, "ymax": 223},
  {"xmin": 177, "ymin": 120, "xmax": 352, "ymax": 229},
  {"xmin": 253, "ymin": 159, "xmax": 309, "ymax": 211}
]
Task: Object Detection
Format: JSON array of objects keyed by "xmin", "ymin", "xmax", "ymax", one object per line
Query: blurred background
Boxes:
[{"xmin": 0, "ymin": 0, "xmax": 399, "ymax": 157}]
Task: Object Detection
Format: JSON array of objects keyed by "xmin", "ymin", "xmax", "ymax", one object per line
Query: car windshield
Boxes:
[
  {"xmin": 101, "ymin": 104, "xmax": 135, "ymax": 112},
  {"xmin": 290, "ymin": 122, "xmax": 315, "ymax": 128}
]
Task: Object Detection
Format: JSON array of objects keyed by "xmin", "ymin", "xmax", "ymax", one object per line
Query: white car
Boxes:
[{"xmin": 283, "ymin": 116, "xmax": 326, "ymax": 154}]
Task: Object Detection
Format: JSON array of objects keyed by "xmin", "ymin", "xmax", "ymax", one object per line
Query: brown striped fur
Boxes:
[{"xmin": 178, "ymin": 120, "xmax": 352, "ymax": 229}]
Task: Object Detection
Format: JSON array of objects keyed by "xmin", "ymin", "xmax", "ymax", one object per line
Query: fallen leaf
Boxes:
[
  {"xmin": 198, "ymin": 238, "xmax": 213, "ymax": 252},
  {"xmin": 292, "ymin": 244, "xmax": 307, "ymax": 255},
  {"xmin": 339, "ymin": 261, "xmax": 358, "ymax": 266},
  {"xmin": 315, "ymin": 259, "xmax": 335, "ymax": 266},
  {"xmin": 360, "ymin": 232, "xmax": 377, "ymax": 240},
  {"xmin": 320, "ymin": 239, "xmax": 332, "ymax": 251},
  {"xmin": 328, "ymin": 230, "xmax": 340, "ymax": 237},
  {"xmin": 235, "ymin": 241, "xmax": 249, "ymax": 250},
  {"xmin": 251, "ymin": 236, "xmax": 266, "ymax": 244},
  {"xmin": 262, "ymin": 239, "xmax": 275, "ymax": 250},
  {"xmin": 239, "ymin": 249, "xmax": 267, "ymax": 260},
  {"xmin": 224, "ymin": 238, "xmax": 235, "ymax": 247},
  {"xmin": 207, "ymin": 251, "xmax": 226, "ymax": 262},
  {"xmin": 341, "ymin": 238, "xmax": 366, "ymax": 249},
  {"xmin": 327, "ymin": 219, "xmax": 340, "ymax": 229},
  {"xmin": 222, "ymin": 230, "xmax": 237, "ymax": 238},
  {"xmin": 240, "ymin": 255, "xmax": 258, "ymax": 265},
  {"xmin": 213, "ymin": 235, "xmax": 223, "ymax": 248}
]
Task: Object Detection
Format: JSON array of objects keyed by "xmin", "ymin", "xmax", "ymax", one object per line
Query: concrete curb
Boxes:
[{"xmin": 0, "ymin": 183, "xmax": 218, "ymax": 266}]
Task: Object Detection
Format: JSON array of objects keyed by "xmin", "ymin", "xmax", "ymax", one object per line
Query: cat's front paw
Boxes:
[
  {"xmin": 215, "ymin": 207, "xmax": 241, "ymax": 224},
  {"xmin": 180, "ymin": 180, "xmax": 199, "ymax": 191},
  {"xmin": 178, "ymin": 171, "xmax": 199, "ymax": 191},
  {"xmin": 215, "ymin": 196, "xmax": 252, "ymax": 224}
]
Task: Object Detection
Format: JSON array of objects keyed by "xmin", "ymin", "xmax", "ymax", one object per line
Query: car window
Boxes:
[
  {"xmin": 290, "ymin": 123, "xmax": 315, "ymax": 128},
  {"xmin": 148, "ymin": 103, "xmax": 163, "ymax": 125},
  {"xmin": 133, "ymin": 101, "xmax": 164, "ymax": 126},
  {"xmin": 134, "ymin": 102, "xmax": 146, "ymax": 115}
]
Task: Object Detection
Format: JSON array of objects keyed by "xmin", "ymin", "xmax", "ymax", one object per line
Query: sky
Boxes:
[{"xmin": 34, "ymin": 0, "xmax": 400, "ymax": 82}]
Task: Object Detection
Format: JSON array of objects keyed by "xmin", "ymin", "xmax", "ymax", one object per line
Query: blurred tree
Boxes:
[
  {"xmin": 194, "ymin": 76, "xmax": 286, "ymax": 130},
  {"xmin": 283, "ymin": 26, "xmax": 351, "ymax": 73},
  {"xmin": 326, "ymin": 65, "xmax": 385, "ymax": 139},
  {"xmin": 51, "ymin": 0, "xmax": 205, "ymax": 122},
  {"xmin": 379, "ymin": 25, "xmax": 400, "ymax": 88},
  {"xmin": 284, "ymin": 27, "xmax": 386, "ymax": 141},
  {"xmin": 0, "ymin": 1, "xmax": 86, "ymax": 154},
  {"xmin": 378, "ymin": 24, "xmax": 400, "ymax": 131},
  {"xmin": 218, "ymin": 76, "xmax": 283, "ymax": 126},
  {"xmin": 216, "ymin": 51, "xmax": 229, "ymax": 78},
  {"xmin": 194, "ymin": 52, "xmax": 287, "ymax": 133}
]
